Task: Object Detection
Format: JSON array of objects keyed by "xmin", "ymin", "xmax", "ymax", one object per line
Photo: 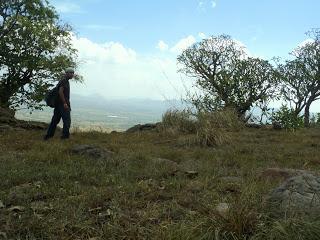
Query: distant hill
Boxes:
[{"xmin": 16, "ymin": 95, "xmax": 186, "ymax": 131}]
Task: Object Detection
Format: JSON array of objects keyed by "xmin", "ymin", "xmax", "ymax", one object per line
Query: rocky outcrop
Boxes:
[
  {"xmin": 266, "ymin": 173, "xmax": 320, "ymax": 218},
  {"xmin": 126, "ymin": 123, "xmax": 160, "ymax": 133},
  {"xmin": 0, "ymin": 106, "xmax": 48, "ymax": 130}
]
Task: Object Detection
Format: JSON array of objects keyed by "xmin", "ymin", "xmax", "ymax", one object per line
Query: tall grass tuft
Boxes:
[
  {"xmin": 194, "ymin": 108, "xmax": 243, "ymax": 146},
  {"xmin": 159, "ymin": 109, "xmax": 197, "ymax": 134}
]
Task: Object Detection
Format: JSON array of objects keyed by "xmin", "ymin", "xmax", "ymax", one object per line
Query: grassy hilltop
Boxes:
[{"xmin": 1, "ymin": 111, "xmax": 320, "ymax": 239}]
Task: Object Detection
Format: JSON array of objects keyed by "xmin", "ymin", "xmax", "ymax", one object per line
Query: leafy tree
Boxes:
[
  {"xmin": 279, "ymin": 29, "xmax": 320, "ymax": 127},
  {"xmin": 0, "ymin": 0, "xmax": 80, "ymax": 111},
  {"xmin": 271, "ymin": 105, "xmax": 304, "ymax": 131},
  {"xmin": 177, "ymin": 35, "xmax": 278, "ymax": 120}
]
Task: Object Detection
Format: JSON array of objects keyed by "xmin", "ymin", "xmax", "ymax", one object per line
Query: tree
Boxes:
[
  {"xmin": 279, "ymin": 29, "xmax": 320, "ymax": 127},
  {"xmin": 0, "ymin": 0, "xmax": 80, "ymax": 110},
  {"xmin": 177, "ymin": 35, "xmax": 278, "ymax": 119}
]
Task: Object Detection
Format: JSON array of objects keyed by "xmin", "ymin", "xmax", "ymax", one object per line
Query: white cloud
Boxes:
[
  {"xmin": 72, "ymin": 35, "xmax": 136, "ymax": 64},
  {"xmin": 198, "ymin": 0, "xmax": 217, "ymax": 11},
  {"xmin": 170, "ymin": 35, "xmax": 196, "ymax": 53},
  {"xmin": 71, "ymin": 35, "xmax": 188, "ymax": 100},
  {"xmin": 157, "ymin": 40, "xmax": 169, "ymax": 51},
  {"xmin": 54, "ymin": 1, "xmax": 83, "ymax": 13},
  {"xmin": 198, "ymin": 32, "xmax": 206, "ymax": 39}
]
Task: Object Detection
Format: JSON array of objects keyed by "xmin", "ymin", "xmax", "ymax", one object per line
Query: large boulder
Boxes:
[{"xmin": 266, "ymin": 174, "xmax": 320, "ymax": 218}]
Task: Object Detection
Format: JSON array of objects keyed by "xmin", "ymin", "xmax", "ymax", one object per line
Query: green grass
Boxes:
[{"xmin": 1, "ymin": 127, "xmax": 320, "ymax": 239}]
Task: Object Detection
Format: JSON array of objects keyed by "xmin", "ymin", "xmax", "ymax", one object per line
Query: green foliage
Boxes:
[
  {"xmin": 0, "ymin": 0, "xmax": 81, "ymax": 110},
  {"xmin": 278, "ymin": 28, "xmax": 320, "ymax": 127},
  {"xmin": 272, "ymin": 105, "xmax": 304, "ymax": 130},
  {"xmin": 177, "ymin": 34, "xmax": 278, "ymax": 118}
]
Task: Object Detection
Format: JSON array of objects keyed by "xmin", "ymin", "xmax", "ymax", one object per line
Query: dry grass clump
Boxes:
[
  {"xmin": 159, "ymin": 108, "xmax": 243, "ymax": 146},
  {"xmin": 197, "ymin": 108, "xmax": 244, "ymax": 131},
  {"xmin": 193, "ymin": 108, "xmax": 243, "ymax": 146},
  {"xmin": 159, "ymin": 109, "xmax": 197, "ymax": 134}
]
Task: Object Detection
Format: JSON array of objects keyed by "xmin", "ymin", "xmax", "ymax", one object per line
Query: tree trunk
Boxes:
[
  {"xmin": 0, "ymin": 81, "xmax": 16, "ymax": 108},
  {"xmin": 304, "ymin": 101, "xmax": 312, "ymax": 128}
]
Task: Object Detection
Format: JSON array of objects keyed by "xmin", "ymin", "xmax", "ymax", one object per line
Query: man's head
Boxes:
[{"xmin": 65, "ymin": 67, "xmax": 75, "ymax": 79}]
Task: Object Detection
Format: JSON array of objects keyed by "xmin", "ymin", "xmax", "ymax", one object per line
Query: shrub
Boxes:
[{"xmin": 271, "ymin": 105, "xmax": 304, "ymax": 131}]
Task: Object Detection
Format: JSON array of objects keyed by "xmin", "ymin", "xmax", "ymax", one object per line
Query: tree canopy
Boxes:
[
  {"xmin": 177, "ymin": 35, "xmax": 278, "ymax": 119},
  {"xmin": 279, "ymin": 29, "xmax": 320, "ymax": 126},
  {"xmin": 0, "ymin": 0, "xmax": 80, "ymax": 110}
]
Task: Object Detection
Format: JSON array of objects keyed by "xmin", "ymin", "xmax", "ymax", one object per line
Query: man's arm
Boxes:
[{"xmin": 59, "ymin": 86, "xmax": 69, "ymax": 110}]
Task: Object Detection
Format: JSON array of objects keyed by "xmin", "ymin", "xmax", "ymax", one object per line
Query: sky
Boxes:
[{"xmin": 51, "ymin": 0, "xmax": 320, "ymax": 104}]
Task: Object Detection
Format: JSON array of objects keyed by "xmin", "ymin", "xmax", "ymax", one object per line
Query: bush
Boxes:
[{"xmin": 271, "ymin": 105, "xmax": 304, "ymax": 131}]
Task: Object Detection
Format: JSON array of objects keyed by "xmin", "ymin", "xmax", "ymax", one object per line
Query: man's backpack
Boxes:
[{"xmin": 45, "ymin": 86, "xmax": 58, "ymax": 108}]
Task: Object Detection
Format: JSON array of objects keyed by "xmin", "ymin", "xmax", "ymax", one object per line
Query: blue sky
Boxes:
[{"xmin": 51, "ymin": 0, "xmax": 319, "ymax": 103}]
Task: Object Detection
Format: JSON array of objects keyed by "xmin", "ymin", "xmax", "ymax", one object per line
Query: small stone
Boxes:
[
  {"xmin": 215, "ymin": 202, "xmax": 229, "ymax": 217},
  {"xmin": 8, "ymin": 206, "xmax": 25, "ymax": 212},
  {"xmin": 0, "ymin": 232, "xmax": 7, "ymax": 239},
  {"xmin": 184, "ymin": 170, "xmax": 198, "ymax": 178}
]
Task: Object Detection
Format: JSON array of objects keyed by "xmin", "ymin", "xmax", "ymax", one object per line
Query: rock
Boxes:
[
  {"xmin": 30, "ymin": 201, "xmax": 53, "ymax": 212},
  {"xmin": 151, "ymin": 158, "xmax": 179, "ymax": 175},
  {"xmin": 0, "ymin": 231, "xmax": 7, "ymax": 239},
  {"xmin": 218, "ymin": 176, "xmax": 242, "ymax": 194},
  {"xmin": 7, "ymin": 183, "xmax": 33, "ymax": 205},
  {"xmin": 0, "ymin": 200, "xmax": 4, "ymax": 209},
  {"xmin": 186, "ymin": 180, "xmax": 203, "ymax": 192},
  {"xmin": 215, "ymin": 202, "xmax": 230, "ymax": 217},
  {"xmin": 272, "ymin": 121, "xmax": 283, "ymax": 130},
  {"xmin": 266, "ymin": 174, "xmax": 320, "ymax": 218},
  {"xmin": 245, "ymin": 123, "xmax": 262, "ymax": 128},
  {"xmin": 126, "ymin": 123, "xmax": 160, "ymax": 133},
  {"xmin": 71, "ymin": 144, "xmax": 114, "ymax": 159},
  {"xmin": 8, "ymin": 206, "xmax": 25, "ymax": 212},
  {"xmin": 184, "ymin": 170, "xmax": 198, "ymax": 178},
  {"xmin": 259, "ymin": 168, "xmax": 312, "ymax": 181},
  {"xmin": 16, "ymin": 120, "xmax": 48, "ymax": 130}
]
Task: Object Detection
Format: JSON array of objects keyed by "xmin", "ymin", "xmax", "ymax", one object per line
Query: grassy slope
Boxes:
[{"xmin": 1, "ymin": 128, "xmax": 320, "ymax": 239}]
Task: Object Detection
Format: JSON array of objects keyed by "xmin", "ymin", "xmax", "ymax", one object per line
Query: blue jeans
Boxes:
[{"xmin": 46, "ymin": 104, "xmax": 71, "ymax": 138}]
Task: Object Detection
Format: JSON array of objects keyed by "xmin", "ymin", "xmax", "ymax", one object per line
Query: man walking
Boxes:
[{"xmin": 44, "ymin": 67, "xmax": 74, "ymax": 140}]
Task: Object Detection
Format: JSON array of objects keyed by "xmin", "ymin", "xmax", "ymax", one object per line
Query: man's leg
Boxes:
[
  {"xmin": 45, "ymin": 107, "xmax": 61, "ymax": 139},
  {"xmin": 61, "ymin": 107, "xmax": 71, "ymax": 139}
]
